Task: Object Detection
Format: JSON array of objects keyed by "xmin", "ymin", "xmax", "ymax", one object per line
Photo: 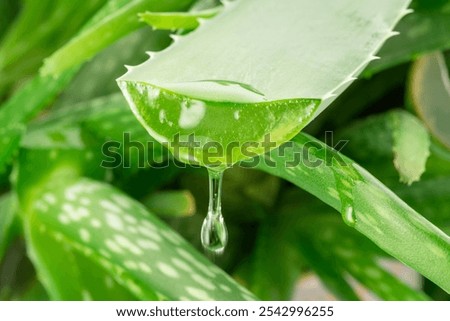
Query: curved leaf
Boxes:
[
  {"xmin": 251, "ymin": 133, "xmax": 450, "ymax": 293},
  {"xmin": 120, "ymin": 0, "xmax": 411, "ymax": 116},
  {"xmin": 41, "ymin": 0, "xmax": 195, "ymax": 75}
]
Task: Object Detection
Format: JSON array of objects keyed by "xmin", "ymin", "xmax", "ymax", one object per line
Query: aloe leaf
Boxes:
[
  {"xmin": 25, "ymin": 93, "xmax": 166, "ymax": 169},
  {"xmin": 0, "ymin": 193, "xmax": 18, "ymax": 261},
  {"xmin": 252, "ymin": 133, "xmax": 450, "ymax": 293},
  {"xmin": 0, "ymin": 70, "xmax": 77, "ymax": 174},
  {"xmin": 139, "ymin": 7, "xmax": 221, "ymax": 30},
  {"xmin": 15, "ymin": 139, "xmax": 256, "ymax": 300},
  {"xmin": 120, "ymin": 0, "xmax": 411, "ymax": 103},
  {"xmin": 0, "ymin": 0, "xmax": 106, "ymax": 92},
  {"xmin": 54, "ymin": 28, "xmax": 171, "ymax": 107},
  {"xmin": 0, "ymin": 0, "xmax": 19, "ymax": 42},
  {"xmin": 41, "ymin": 0, "xmax": 195, "ymax": 76},
  {"xmin": 409, "ymin": 52, "xmax": 450, "ymax": 150},
  {"xmin": 118, "ymin": 0, "xmax": 411, "ymax": 166},
  {"xmin": 364, "ymin": 1, "xmax": 450, "ymax": 76},
  {"xmin": 0, "ymin": 124, "xmax": 25, "ymax": 175},
  {"xmin": 19, "ymin": 175, "xmax": 257, "ymax": 300}
]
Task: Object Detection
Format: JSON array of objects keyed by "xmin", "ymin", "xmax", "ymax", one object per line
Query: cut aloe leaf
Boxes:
[
  {"xmin": 118, "ymin": 0, "xmax": 412, "ymax": 167},
  {"xmin": 119, "ymin": 81, "xmax": 319, "ymax": 167},
  {"xmin": 364, "ymin": 1, "xmax": 450, "ymax": 76},
  {"xmin": 409, "ymin": 52, "xmax": 450, "ymax": 150}
]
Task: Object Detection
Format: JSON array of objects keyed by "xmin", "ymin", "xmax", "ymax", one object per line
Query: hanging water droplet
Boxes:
[
  {"xmin": 342, "ymin": 204, "xmax": 357, "ymax": 227},
  {"xmin": 201, "ymin": 169, "xmax": 228, "ymax": 255}
]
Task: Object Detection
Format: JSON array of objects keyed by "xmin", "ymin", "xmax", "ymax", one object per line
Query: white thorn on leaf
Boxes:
[
  {"xmin": 124, "ymin": 65, "xmax": 133, "ymax": 71},
  {"xmin": 323, "ymin": 92, "xmax": 337, "ymax": 100},
  {"xmin": 403, "ymin": 8, "xmax": 414, "ymax": 15},
  {"xmin": 389, "ymin": 31, "xmax": 400, "ymax": 37},
  {"xmin": 145, "ymin": 51, "xmax": 156, "ymax": 58},
  {"xmin": 197, "ymin": 18, "xmax": 209, "ymax": 26},
  {"xmin": 170, "ymin": 34, "xmax": 182, "ymax": 42}
]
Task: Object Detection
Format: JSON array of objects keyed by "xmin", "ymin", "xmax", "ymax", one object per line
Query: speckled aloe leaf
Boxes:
[
  {"xmin": 251, "ymin": 133, "xmax": 450, "ymax": 293},
  {"xmin": 41, "ymin": 0, "xmax": 195, "ymax": 75},
  {"xmin": 118, "ymin": 0, "xmax": 412, "ymax": 166},
  {"xmin": 409, "ymin": 52, "xmax": 450, "ymax": 150},
  {"xmin": 15, "ymin": 146, "xmax": 256, "ymax": 300}
]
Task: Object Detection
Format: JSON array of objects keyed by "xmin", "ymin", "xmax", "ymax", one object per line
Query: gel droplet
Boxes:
[
  {"xmin": 342, "ymin": 204, "xmax": 357, "ymax": 227},
  {"xmin": 201, "ymin": 169, "xmax": 228, "ymax": 255}
]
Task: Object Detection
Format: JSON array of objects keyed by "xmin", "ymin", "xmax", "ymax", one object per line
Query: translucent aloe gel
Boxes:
[{"xmin": 118, "ymin": 79, "xmax": 319, "ymax": 254}]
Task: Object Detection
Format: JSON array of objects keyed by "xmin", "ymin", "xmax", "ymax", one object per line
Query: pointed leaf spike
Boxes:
[
  {"xmin": 170, "ymin": 34, "xmax": 181, "ymax": 43},
  {"xmin": 403, "ymin": 8, "xmax": 414, "ymax": 15},
  {"xmin": 145, "ymin": 51, "xmax": 156, "ymax": 58}
]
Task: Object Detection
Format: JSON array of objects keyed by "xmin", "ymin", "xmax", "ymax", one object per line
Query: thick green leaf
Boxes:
[
  {"xmin": 364, "ymin": 0, "xmax": 450, "ymax": 76},
  {"xmin": 139, "ymin": 7, "xmax": 221, "ymax": 30},
  {"xmin": 409, "ymin": 52, "xmax": 450, "ymax": 150},
  {"xmin": 0, "ymin": 70, "xmax": 77, "ymax": 174},
  {"xmin": 20, "ymin": 176, "xmax": 257, "ymax": 300},
  {"xmin": 0, "ymin": 0, "xmax": 20, "ymax": 42},
  {"xmin": 252, "ymin": 133, "xmax": 450, "ymax": 293},
  {"xmin": 25, "ymin": 93, "xmax": 166, "ymax": 170},
  {"xmin": 118, "ymin": 0, "xmax": 411, "ymax": 167},
  {"xmin": 0, "ymin": 0, "xmax": 106, "ymax": 92},
  {"xmin": 120, "ymin": 0, "xmax": 410, "ymax": 107},
  {"xmin": 0, "ymin": 193, "xmax": 18, "ymax": 261},
  {"xmin": 53, "ymin": 28, "xmax": 171, "ymax": 107},
  {"xmin": 15, "ymin": 138, "xmax": 256, "ymax": 300},
  {"xmin": 41, "ymin": 0, "xmax": 195, "ymax": 75}
]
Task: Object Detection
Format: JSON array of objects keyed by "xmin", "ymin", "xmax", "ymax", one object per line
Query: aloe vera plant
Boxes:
[{"xmin": 0, "ymin": 0, "xmax": 449, "ymax": 302}]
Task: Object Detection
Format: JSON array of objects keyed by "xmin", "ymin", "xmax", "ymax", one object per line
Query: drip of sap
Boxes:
[
  {"xmin": 201, "ymin": 169, "xmax": 228, "ymax": 254},
  {"xmin": 118, "ymin": 79, "xmax": 321, "ymax": 254}
]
